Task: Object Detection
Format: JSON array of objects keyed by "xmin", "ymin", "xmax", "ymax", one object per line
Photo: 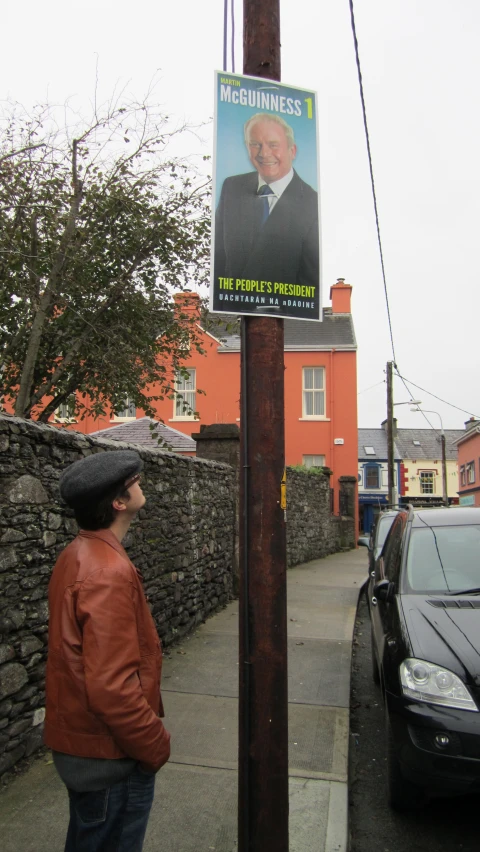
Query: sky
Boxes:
[{"xmin": 2, "ymin": 0, "xmax": 479, "ymax": 431}]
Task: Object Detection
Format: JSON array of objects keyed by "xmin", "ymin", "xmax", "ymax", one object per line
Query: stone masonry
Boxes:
[
  {"xmin": 0, "ymin": 414, "xmax": 354, "ymax": 777},
  {"xmin": 0, "ymin": 414, "xmax": 235, "ymax": 778}
]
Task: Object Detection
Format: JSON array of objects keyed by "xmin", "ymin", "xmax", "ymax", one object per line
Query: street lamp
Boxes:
[
  {"xmin": 411, "ymin": 407, "xmax": 448, "ymax": 506},
  {"xmin": 386, "ymin": 399, "xmax": 422, "ymax": 506}
]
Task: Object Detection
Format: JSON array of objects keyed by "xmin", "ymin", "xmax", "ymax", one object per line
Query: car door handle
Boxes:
[{"xmin": 371, "ymin": 596, "xmax": 378, "ymax": 606}]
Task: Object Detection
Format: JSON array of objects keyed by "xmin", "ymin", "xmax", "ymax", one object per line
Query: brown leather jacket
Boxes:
[{"xmin": 44, "ymin": 529, "xmax": 170, "ymax": 773}]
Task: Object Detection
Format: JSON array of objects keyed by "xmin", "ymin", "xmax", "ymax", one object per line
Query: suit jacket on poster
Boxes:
[
  {"xmin": 44, "ymin": 528, "xmax": 170, "ymax": 774},
  {"xmin": 214, "ymin": 169, "xmax": 319, "ymax": 289}
]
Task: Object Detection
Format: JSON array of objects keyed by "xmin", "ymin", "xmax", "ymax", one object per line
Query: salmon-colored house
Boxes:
[
  {"xmin": 8, "ymin": 280, "xmax": 358, "ymax": 517},
  {"xmin": 456, "ymin": 418, "xmax": 480, "ymax": 507}
]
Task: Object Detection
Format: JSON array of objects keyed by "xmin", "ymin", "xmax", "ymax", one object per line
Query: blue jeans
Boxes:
[{"xmin": 65, "ymin": 767, "xmax": 155, "ymax": 852}]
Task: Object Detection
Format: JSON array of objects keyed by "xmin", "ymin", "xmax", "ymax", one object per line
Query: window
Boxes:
[
  {"xmin": 420, "ymin": 471, "xmax": 435, "ymax": 494},
  {"xmin": 174, "ymin": 369, "xmax": 197, "ymax": 419},
  {"xmin": 382, "ymin": 515, "xmax": 405, "ymax": 584},
  {"xmin": 460, "ymin": 465, "xmax": 466, "ymax": 486},
  {"xmin": 364, "ymin": 446, "xmax": 376, "ymax": 455},
  {"xmin": 113, "ymin": 397, "xmax": 136, "ymax": 420},
  {"xmin": 381, "ymin": 468, "xmax": 397, "ymax": 487},
  {"xmin": 303, "ymin": 454, "xmax": 325, "ymax": 468},
  {"xmin": 302, "ymin": 367, "xmax": 325, "ymax": 418},
  {"xmin": 54, "ymin": 395, "xmax": 76, "ymax": 422},
  {"xmin": 467, "ymin": 461, "xmax": 475, "ymax": 484},
  {"xmin": 365, "ymin": 464, "xmax": 380, "ymax": 489}
]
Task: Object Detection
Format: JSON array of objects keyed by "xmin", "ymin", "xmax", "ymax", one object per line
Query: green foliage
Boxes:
[
  {"xmin": 0, "ymin": 96, "xmax": 211, "ymax": 421},
  {"xmin": 287, "ymin": 465, "xmax": 332, "ymax": 476}
]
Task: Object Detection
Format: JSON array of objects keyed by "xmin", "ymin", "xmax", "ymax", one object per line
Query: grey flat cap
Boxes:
[{"xmin": 60, "ymin": 450, "xmax": 143, "ymax": 507}]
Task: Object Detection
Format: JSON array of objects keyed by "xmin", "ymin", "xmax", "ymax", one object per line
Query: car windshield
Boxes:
[
  {"xmin": 376, "ymin": 515, "xmax": 396, "ymax": 549},
  {"xmin": 405, "ymin": 525, "xmax": 480, "ymax": 593}
]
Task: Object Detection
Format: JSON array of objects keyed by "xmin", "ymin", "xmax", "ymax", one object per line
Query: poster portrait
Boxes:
[{"xmin": 210, "ymin": 71, "xmax": 322, "ymax": 322}]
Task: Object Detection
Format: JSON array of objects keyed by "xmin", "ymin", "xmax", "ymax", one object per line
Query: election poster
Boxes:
[{"xmin": 210, "ymin": 71, "xmax": 322, "ymax": 322}]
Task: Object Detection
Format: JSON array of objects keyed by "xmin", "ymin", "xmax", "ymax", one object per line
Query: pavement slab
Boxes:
[{"xmin": 0, "ymin": 547, "xmax": 367, "ymax": 852}]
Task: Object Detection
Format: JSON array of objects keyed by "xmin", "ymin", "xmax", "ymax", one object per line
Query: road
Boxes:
[{"xmin": 349, "ymin": 594, "xmax": 479, "ymax": 852}]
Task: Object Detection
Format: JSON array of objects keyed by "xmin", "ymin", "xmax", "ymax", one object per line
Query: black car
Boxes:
[
  {"xmin": 369, "ymin": 506, "xmax": 480, "ymax": 809},
  {"xmin": 359, "ymin": 509, "xmax": 399, "ymax": 575}
]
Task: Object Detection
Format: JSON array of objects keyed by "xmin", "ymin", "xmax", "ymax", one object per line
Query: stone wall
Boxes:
[
  {"xmin": 0, "ymin": 414, "xmax": 235, "ymax": 778},
  {"xmin": 286, "ymin": 468, "xmax": 355, "ymax": 566},
  {"xmin": 0, "ymin": 414, "xmax": 355, "ymax": 778}
]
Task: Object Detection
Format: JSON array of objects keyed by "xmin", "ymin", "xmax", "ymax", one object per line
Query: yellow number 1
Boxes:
[{"xmin": 304, "ymin": 97, "xmax": 313, "ymax": 119}]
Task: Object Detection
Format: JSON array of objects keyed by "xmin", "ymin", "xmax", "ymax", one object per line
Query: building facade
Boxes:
[
  {"xmin": 358, "ymin": 427, "xmax": 401, "ymax": 534},
  {"xmin": 456, "ymin": 418, "xmax": 480, "ymax": 507},
  {"xmin": 357, "ymin": 424, "xmax": 463, "ymax": 533}
]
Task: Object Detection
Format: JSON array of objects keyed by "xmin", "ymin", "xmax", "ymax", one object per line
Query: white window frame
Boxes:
[
  {"xmin": 303, "ymin": 454, "xmax": 325, "ymax": 469},
  {"xmin": 365, "ymin": 464, "xmax": 380, "ymax": 489},
  {"xmin": 113, "ymin": 397, "xmax": 137, "ymax": 421},
  {"xmin": 54, "ymin": 395, "xmax": 76, "ymax": 423},
  {"xmin": 301, "ymin": 367, "xmax": 326, "ymax": 419},
  {"xmin": 172, "ymin": 369, "xmax": 197, "ymax": 420},
  {"xmin": 460, "ymin": 465, "xmax": 466, "ymax": 486},
  {"xmin": 467, "ymin": 461, "xmax": 475, "ymax": 484},
  {"xmin": 419, "ymin": 470, "xmax": 435, "ymax": 495}
]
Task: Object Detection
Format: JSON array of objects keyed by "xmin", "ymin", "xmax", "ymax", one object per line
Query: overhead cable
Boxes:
[
  {"xmin": 348, "ymin": 0, "xmax": 397, "ymax": 364},
  {"xmin": 357, "ymin": 379, "xmax": 385, "ymax": 396},
  {"xmin": 223, "ymin": 0, "xmax": 236, "ymax": 73},
  {"xmin": 395, "ymin": 371, "xmax": 480, "ymax": 421}
]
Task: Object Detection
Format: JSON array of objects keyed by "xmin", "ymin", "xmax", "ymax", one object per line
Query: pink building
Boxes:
[{"xmin": 456, "ymin": 418, "xmax": 480, "ymax": 507}]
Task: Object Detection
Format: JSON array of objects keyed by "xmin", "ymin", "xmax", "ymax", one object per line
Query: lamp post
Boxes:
[
  {"xmin": 389, "ymin": 398, "xmax": 422, "ymax": 507},
  {"xmin": 412, "ymin": 408, "xmax": 448, "ymax": 506}
]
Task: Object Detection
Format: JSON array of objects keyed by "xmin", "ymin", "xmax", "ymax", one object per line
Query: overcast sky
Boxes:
[{"xmin": 2, "ymin": 0, "xmax": 478, "ymax": 431}]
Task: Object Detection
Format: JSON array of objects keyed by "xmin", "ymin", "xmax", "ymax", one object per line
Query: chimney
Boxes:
[
  {"xmin": 173, "ymin": 290, "xmax": 201, "ymax": 321},
  {"xmin": 381, "ymin": 417, "xmax": 397, "ymax": 436},
  {"xmin": 465, "ymin": 416, "xmax": 480, "ymax": 432},
  {"xmin": 329, "ymin": 278, "xmax": 352, "ymax": 314}
]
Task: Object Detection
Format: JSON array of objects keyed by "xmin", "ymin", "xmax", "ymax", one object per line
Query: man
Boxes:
[
  {"xmin": 214, "ymin": 112, "xmax": 319, "ymax": 298},
  {"xmin": 44, "ymin": 450, "xmax": 170, "ymax": 852}
]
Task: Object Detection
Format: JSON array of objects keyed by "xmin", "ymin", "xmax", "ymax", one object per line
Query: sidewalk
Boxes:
[{"xmin": 0, "ymin": 548, "xmax": 366, "ymax": 852}]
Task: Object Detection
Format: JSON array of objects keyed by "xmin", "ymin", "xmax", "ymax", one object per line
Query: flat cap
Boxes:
[{"xmin": 60, "ymin": 450, "xmax": 143, "ymax": 508}]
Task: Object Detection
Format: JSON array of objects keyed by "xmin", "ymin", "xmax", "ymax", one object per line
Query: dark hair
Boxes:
[{"xmin": 74, "ymin": 480, "xmax": 131, "ymax": 531}]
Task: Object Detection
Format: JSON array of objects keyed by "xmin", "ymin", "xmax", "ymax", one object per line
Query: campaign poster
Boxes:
[{"xmin": 210, "ymin": 71, "xmax": 322, "ymax": 322}]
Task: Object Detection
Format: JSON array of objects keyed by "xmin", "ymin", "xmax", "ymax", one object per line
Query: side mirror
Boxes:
[
  {"xmin": 357, "ymin": 536, "xmax": 371, "ymax": 549},
  {"xmin": 373, "ymin": 579, "xmax": 395, "ymax": 603}
]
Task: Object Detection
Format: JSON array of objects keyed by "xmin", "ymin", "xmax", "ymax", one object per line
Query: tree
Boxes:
[{"xmin": 0, "ymin": 94, "xmax": 211, "ymax": 422}]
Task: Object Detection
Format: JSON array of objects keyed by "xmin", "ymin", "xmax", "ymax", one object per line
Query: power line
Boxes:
[
  {"xmin": 395, "ymin": 371, "xmax": 480, "ymax": 420},
  {"xmin": 357, "ymin": 379, "xmax": 385, "ymax": 396},
  {"xmin": 348, "ymin": 0, "xmax": 397, "ymax": 364},
  {"xmin": 223, "ymin": 0, "xmax": 236, "ymax": 73},
  {"xmin": 392, "ymin": 369, "xmax": 440, "ymax": 433},
  {"xmin": 348, "ymin": 3, "xmax": 474, "ymax": 433}
]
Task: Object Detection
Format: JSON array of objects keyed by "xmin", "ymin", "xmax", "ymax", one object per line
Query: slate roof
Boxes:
[
  {"xmin": 89, "ymin": 417, "xmax": 196, "ymax": 453},
  {"xmin": 201, "ymin": 307, "xmax": 356, "ymax": 351},
  {"xmin": 395, "ymin": 428, "xmax": 464, "ymax": 461},
  {"xmin": 358, "ymin": 427, "xmax": 464, "ymax": 461},
  {"xmin": 358, "ymin": 428, "xmax": 399, "ymax": 460}
]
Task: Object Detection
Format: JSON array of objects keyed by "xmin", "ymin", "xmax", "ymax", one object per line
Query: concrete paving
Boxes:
[{"xmin": 0, "ymin": 548, "xmax": 366, "ymax": 851}]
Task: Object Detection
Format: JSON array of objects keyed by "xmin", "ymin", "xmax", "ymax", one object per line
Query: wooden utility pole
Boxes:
[
  {"xmin": 238, "ymin": 2, "xmax": 289, "ymax": 851},
  {"xmin": 441, "ymin": 432, "xmax": 448, "ymax": 506},
  {"xmin": 386, "ymin": 361, "xmax": 395, "ymax": 506}
]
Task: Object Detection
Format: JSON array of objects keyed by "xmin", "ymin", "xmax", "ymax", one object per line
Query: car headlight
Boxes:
[{"xmin": 400, "ymin": 658, "xmax": 478, "ymax": 712}]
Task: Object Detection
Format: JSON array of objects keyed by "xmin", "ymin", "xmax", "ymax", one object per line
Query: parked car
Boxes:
[
  {"xmin": 369, "ymin": 506, "xmax": 480, "ymax": 810},
  {"xmin": 358, "ymin": 509, "xmax": 399, "ymax": 575}
]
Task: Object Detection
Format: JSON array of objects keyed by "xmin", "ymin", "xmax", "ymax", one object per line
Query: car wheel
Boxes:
[
  {"xmin": 370, "ymin": 624, "xmax": 380, "ymax": 686},
  {"xmin": 386, "ymin": 714, "xmax": 424, "ymax": 811}
]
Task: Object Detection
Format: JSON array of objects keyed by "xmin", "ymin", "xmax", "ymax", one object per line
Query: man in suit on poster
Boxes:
[{"xmin": 214, "ymin": 112, "xmax": 319, "ymax": 296}]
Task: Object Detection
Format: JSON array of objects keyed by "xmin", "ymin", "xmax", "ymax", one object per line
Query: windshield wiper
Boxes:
[{"xmin": 447, "ymin": 588, "xmax": 480, "ymax": 596}]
